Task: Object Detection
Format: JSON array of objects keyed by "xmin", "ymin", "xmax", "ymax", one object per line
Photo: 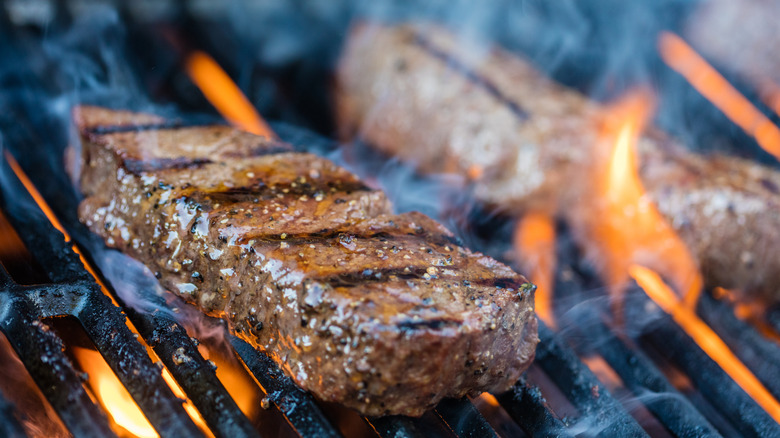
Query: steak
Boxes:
[
  {"xmin": 73, "ymin": 105, "xmax": 538, "ymax": 417},
  {"xmin": 334, "ymin": 23, "xmax": 780, "ymax": 302}
]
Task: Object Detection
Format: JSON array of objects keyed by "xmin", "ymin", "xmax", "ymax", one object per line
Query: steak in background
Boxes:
[
  {"xmin": 73, "ymin": 106, "xmax": 538, "ymax": 417},
  {"xmin": 334, "ymin": 23, "xmax": 780, "ymax": 302}
]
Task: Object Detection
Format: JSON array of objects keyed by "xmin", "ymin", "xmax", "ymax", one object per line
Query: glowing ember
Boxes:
[
  {"xmin": 577, "ymin": 90, "xmax": 702, "ymax": 313},
  {"xmin": 514, "ymin": 212, "xmax": 556, "ymax": 328},
  {"xmin": 197, "ymin": 344, "xmax": 259, "ymax": 420},
  {"xmin": 72, "ymin": 347, "xmax": 158, "ymax": 438},
  {"xmin": 658, "ymin": 32, "xmax": 780, "ymax": 160},
  {"xmin": 630, "ymin": 265, "xmax": 780, "ymax": 422},
  {"xmin": 475, "ymin": 392, "xmax": 500, "ymax": 408},
  {"xmin": 185, "ymin": 51, "xmax": 274, "ymax": 138},
  {"xmin": 582, "ymin": 356, "xmax": 622, "ymax": 392}
]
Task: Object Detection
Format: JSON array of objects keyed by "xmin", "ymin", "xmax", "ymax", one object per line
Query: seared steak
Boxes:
[
  {"xmin": 74, "ymin": 105, "xmax": 538, "ymax": 417},
  {"xmin": 334, "ymin": 23, "xmax": 780, "ymax": 302}
]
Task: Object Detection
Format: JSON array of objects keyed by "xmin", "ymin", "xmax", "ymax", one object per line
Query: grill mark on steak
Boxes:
[
  {"xmin": 185, "ymin": 180, "xmax": 374, "ymax": 208},
  {"xmin": 124, "ymin": 157, "xmax": 214, "ymax": 174},
  {"xmin": 322, "ymin": 266, "xmax": 526, "ymax": 292},
  {"xmin": 230, "ymin": 228, "xmax": 462, "ymax": 249},
  {"xmin": 220, "ymin": 144, "xmax": 295, "ymax": 158},
  {"xmin": 397, "ymin": 318, "xmax": 461, "ymax": 331},
  {"xmin": 413, "ymin": 34, "xmax": 530, "ymax": 121},
  {"xmin": 85, "ymin": 121, "xmax": 196, "ymax": 134}
]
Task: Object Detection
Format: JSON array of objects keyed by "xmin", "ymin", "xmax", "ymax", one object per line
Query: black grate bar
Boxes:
[
  {"xmin": 552, "ymin": 262, "xmax": 721, "ymax": 438},
  {"xmin": 697, "ymin": 292, "xmax": 780, "ymax": 401},
  {"xmin": 0, "ymin": 163, "xmax": 206, "ymax": 438},
  {"xmin": 231, "ymin": 337, "xmax": 342, "ymax": 438},
  {"xmin": 637, "ymin": 300, "xmax": 780, "ymax": 438},
  {"xmin": 72, "ymin": 285, "xmax": 204, "ymax": 437},
  {"xmin": 366, "ymin": 416, "xmax": 428, "ymax": 438},
  {"xmin": 0, "ymin": 122, "xmax": 263, "ymax": 436},
  {"xmin": 0, "ymin": 289, "xmax": 115, "ymax": 438},
  {"xmin": 495, "ymin": 377, "xmax": 570, "ymax": 437},
  {"xmin": 124, "ymin": 304, "xmax": 261, "ymax": 438},
  {"xmin": 434, "ymin": 397, "xmax": 499, "ymax": 438},
  {"xmin": 536, "ymin": 323, "xmax": 649, "ymax": 437},
  {"xmin": 576, "ymin": 316, "xmax": 721, "ymax": 438}
]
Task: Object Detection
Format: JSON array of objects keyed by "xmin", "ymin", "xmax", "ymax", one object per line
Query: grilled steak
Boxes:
[
  {"xmin": 73, "ymin": 105, "xmax": 538, "ymax": 417},
  {"xmin": 334, "ymin": 23, "xmax": 780, "ymax": 301}
]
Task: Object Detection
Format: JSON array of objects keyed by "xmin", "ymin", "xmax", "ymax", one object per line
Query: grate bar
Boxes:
[
  {"xmin": 576, "ymin": 316, "xmax": 721, "ymax": 438},
  {"xmin": 697, "ymin": 292, "xmax": 780, "ymax": 401},
  {"xmin": 495, "ymin": 377, "xmax": 570, "ymax": 437},
  {"xmin": 638, "ymin": 302, "xmax": 780, "ymax": 438},
  {"xmin": 536, "ymin": 322, "xmax": 649, "ymax": 437},
  {"xmin": 366, "ymin": 416, "xmax": 428, "ymax": 438},
  {"xmin": 125, "ymin": 305, "xmax": 261, "ymax": 438},
  {"xmin": 553, "ymin": 264, "xmax": 721, "ymax": 438},
  {"xmin": 0, "ymin": 290, "xmax": 115, "ymax": 438},
  {"xmin": 434, "ymin": 397, "xmax": 498, "ymax": 438},
  {"xmin": 0, "ymin": 162, "xmax": 205, "ymax": 438},
  {"xmin": 232, "ymin": 337, "xmax": 342, "ymax": 438}
]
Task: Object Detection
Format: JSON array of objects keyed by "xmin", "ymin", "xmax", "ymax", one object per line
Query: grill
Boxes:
[{"xmin": 1, "ymin": 1, "xmax": 780, "ymax": 437}]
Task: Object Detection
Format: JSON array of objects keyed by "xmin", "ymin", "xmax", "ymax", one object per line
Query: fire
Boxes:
[
  {"xmin": 580, "ymin": 90, "xmax": 702, "ymax": 311},
  {"xmin": 630, "ymin": 266, "xmax": 780, "ymax": 422},
  {"xmin": 196, "ymin": 343, "xmax": 259, "ymax": 420},
  {"xmin": 185, "ymin": 51, "xmax": 274, "ymax": 138},
  {"xmin": 658, "ymin": 32, "xmax": 780, "ymax": 160},
  {"xmin": 72, "ymin": 347, "xmax": 158, "ymax": 438},
  {"xmin": 514, "ymin": 212, "xmax": 556, "ymax": 328}
]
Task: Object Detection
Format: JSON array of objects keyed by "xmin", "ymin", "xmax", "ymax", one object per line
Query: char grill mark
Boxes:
[
  {"xmin": 220, "ymin": 144, "xmax": 296, "ymax": 158},
  {"xmin": 244, "ymin": 229, "xmax": 460, "ymax": 247},
  {"xmin": 322, "ymin": 268, "xmax": 525, "ymax": 290},
  {"xmin": 124, "ymin": 157, "xmax": 214, "ymax": 174},
  {"xmin": 85, "ymin": 121, "xmax": 194, "ymax": 134},
  {"xmin": 413, "ymin": 34, "xmax": 530, "ymax": 121},
  {"xmin": 397, "ymin": 318, "xmax": 462, "ymax": 331},
  {"xmin": 183, "ymin": 178, "xmax": 374, "ymax": 210}
]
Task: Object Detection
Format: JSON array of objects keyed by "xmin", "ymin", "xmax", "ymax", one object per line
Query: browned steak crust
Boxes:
[
  {"xmin": 334, "ymin": 23, "xmax": 780, "ymax": 302},
  {"xmin": 74, "ymin": 105, "xmax": 538, "ymax": 416}
]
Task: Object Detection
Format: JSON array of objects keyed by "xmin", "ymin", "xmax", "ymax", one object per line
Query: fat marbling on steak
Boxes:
[{"xmin": 73, "ymin": 105, "xmax": 538, "ymax": 416}]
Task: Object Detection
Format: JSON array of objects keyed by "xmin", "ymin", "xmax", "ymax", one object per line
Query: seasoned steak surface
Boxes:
[
  {"xmin": 74, "ymin": 106, "xmax": 538, "ymax": 416},
  {"xmin": 334, "ymin": 23, "xmax": 780, "ymax": 302}
]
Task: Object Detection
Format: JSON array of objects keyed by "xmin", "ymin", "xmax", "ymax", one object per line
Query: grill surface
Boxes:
[{"xmin": 1, "ymin": 1, "xmax": 780, "ymax": 437}]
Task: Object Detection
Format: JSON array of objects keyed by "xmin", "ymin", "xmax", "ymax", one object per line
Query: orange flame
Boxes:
[
  {"xmin": 197, "ymin": 344, "xmax": 260, "ymax": 420},
  {"xmin": 185, "ymin": 51, "xmax": 274, "ymax": 138},
  {"xmin": 630, "ymin": 265, "xmax": 780, "ymax": 422},
  {"xmin": 72, "ymin": 347, "xmax": 158, "ymax": 438},
  {"xmin": 658, "ymin": 32, "xmax": 780, "ymax": 160},
  {"xmin": 514, "ymin": 212, "xmax": 556, "ymax": 328},
  {"xmin": 579, "ymin": 90, "xmax": 702, "ymax": 311}
]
